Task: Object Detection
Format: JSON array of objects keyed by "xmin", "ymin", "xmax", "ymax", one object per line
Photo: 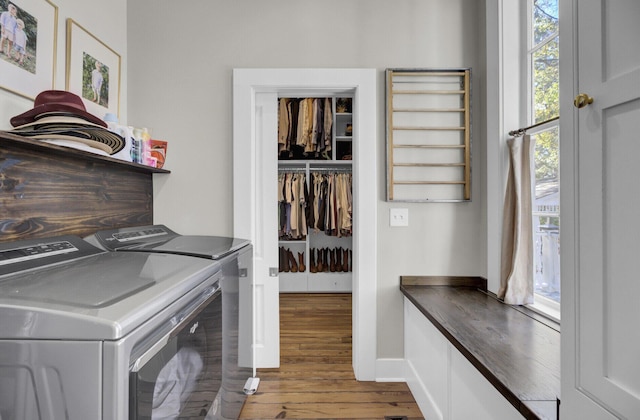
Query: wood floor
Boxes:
[{"xmin": 238, "ymin": 293, "xmax": 424, "ymax": 420}]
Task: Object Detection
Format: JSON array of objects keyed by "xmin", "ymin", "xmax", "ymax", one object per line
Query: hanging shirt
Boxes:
[
  {"xmin": 323, "ymin": 98, "xmax": 333, "ymax": 146},
  {"xmin": 278, "ymin": 99, "xmax": 289, "ymax": 154}
]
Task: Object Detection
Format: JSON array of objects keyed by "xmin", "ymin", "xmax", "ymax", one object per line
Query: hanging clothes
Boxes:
[
  {"xmin": 278, "ymin": 171, "xmax": 309, "ymax": 240},
  {"xmin": 337, "ymin": 172, "xmax": 353, "ymax": 237},
  {"xmin": 308, "ymin": 171, "xmax": 352, "ymax": 237},
  {"xmin": 323, "ymin": 97, "xmax": 333, "ymax": 148},
  {"xmin": 287, "ymin": 99, "xmax": 299, "ymax": 154},
  {"xmin": 277, "ymin": 98, "xmax": 289, "ymax": 155},
  {"xmin": 277, "ymin": 97, "xmax": 333, "ymax": 160}
]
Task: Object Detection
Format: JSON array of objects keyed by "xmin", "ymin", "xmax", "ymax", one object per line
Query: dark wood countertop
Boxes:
[{"xmin": 400, "ymin": 276, "xmax": 560, "ymax": 420}]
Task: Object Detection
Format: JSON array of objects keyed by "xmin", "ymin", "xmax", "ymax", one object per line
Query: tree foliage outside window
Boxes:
[
  {"xmin": 530, "ymin": 0, "xmax": 560, "ymax": 305},
  {"xmin": 532, "ymin": 0, "xmax": 559, "ymax": 182}
]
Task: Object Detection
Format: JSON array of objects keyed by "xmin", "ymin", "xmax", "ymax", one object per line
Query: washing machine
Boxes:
[
  {"xmin": 85, "ymin": 225, "xmax": 255, "ymax": 418},
  {"xmin": 0, "ymin": 234, "xmax": 224, "ymax": 419}
]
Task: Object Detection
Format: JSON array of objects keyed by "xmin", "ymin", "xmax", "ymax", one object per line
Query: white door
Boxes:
[
  {"xmin": 233, "ymin": 91, "xmax": 281, "ymax": 368},
  {"xmin": 560, "ymin": 1, "xmax": 640, "ymax": 418}
]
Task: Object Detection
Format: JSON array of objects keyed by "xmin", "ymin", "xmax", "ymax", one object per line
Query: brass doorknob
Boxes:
[{"xmin": 574, "ymin": 93, "xmax": 594, "ymax": 109}]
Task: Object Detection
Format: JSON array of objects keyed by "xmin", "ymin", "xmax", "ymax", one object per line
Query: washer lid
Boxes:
[
  {"xmin": 86, "ymin": 224, "xmax": 251, "ymax": 259},
  {"xmin": 0, "ymin": 250, "xmax": 220, "ymax": 340}
]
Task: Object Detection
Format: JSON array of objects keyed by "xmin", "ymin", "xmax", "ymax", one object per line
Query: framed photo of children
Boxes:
[
  {"xmin": 65, "ymin": 18, "xmax": 120, "ymax": 119},
  {"xmin": 0, "ymin": 0, "xmax": 58, "ymax": 100}
]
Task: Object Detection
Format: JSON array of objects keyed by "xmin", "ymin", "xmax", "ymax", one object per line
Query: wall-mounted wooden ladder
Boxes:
[{"xmin": 386, "ymin": 68, "xmax": 471, "ymax": 202}]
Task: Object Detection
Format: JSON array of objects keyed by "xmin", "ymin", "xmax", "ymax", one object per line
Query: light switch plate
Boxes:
[{"xmin": 390, "ymin": 208, "xmax": 409, "ymax": 227}]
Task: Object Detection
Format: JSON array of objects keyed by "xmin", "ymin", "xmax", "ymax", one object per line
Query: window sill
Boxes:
[{"xmin": 526, "ymin": 294, "xmax": 561, "ymax": 326}]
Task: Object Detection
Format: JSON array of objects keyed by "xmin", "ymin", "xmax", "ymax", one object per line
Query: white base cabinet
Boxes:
[{"xmin": 404, "ymin": 298, "xmax": 523, "ymax": 420}]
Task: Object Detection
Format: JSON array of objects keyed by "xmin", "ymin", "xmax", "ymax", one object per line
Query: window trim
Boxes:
[{"xmin": 528, "ymin": 294, "xmax": 560, "ymax": 323}]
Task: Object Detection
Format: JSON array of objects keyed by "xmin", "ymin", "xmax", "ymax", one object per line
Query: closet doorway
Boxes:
[{"xmin": 232, "ymin": 69, "xmax": 377, "ymax": 381}]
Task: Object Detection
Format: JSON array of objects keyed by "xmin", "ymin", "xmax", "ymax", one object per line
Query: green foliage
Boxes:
[
  {"xmin": 534, "ymin": 128, "xmax": 558, "ymax": 181},
  {"xmin": 532, "ymin": 0, "xmax": 559, "ymax": 183}
]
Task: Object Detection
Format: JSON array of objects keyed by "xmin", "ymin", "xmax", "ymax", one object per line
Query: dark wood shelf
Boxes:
[
  {"xmin": 0, "ymin": 130, "xmax": 166, "ymax": 242},
  {"xmin": 0, "ymin": 131, "xmax": 170, "ymax": 174}
]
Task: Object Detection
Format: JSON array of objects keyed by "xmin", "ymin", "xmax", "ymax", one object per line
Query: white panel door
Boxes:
[
  {"xmin": 561, "ymin": 1, "xmax": 640, "ymax": 418},
  {"xmin": 233, "ymin": 89, "xmax": 280, "ymax": 369},
  {"xmin": 251, "ymin": 92, "xmax": 280, "ymax": 368}
]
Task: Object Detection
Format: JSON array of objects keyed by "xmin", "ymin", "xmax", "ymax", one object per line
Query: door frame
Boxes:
[{"xmin": 232, "ymin": 68, "xmax": 378, "ymax": 381}]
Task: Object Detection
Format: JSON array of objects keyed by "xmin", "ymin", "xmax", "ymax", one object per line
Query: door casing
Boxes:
[{"xmin": 232, "ymin": 68, "xmax": 378, "ymax": 380}]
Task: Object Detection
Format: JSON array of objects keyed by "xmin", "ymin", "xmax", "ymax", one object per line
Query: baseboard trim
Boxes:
[
  {"xmin": 404, "ymin": 358, "xmax": 444, "ymax": 420},
  {"xmin": 375, "ymin": 358, "xmax": 407, "ymax": 382}
]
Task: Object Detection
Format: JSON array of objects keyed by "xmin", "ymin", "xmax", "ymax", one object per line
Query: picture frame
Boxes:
[
  {"xmin": 0, "ymin": 0, "xmax": 58, "ymax": 100},
  {"xmin": 65, "ymin": 18, "xmax": 120, "ymax": 119}
]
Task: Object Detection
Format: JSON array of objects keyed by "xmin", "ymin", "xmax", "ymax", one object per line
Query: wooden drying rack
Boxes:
[{"xmin": 386, "ymin": 68, "xmax": 471, "ymax": 202}]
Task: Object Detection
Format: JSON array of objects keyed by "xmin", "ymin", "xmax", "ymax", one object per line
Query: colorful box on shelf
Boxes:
[
  {"xmin": 104, "ymin": 113, "xmax": 168, "ymax": 168},
  {"xmin": 150, "ymin": 139, "xmax": 168, "ymax": 169}
]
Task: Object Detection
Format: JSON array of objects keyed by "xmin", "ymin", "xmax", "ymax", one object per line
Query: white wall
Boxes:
[
  {"xmin": 0, "ymin": 0, "xmax": 127, "ymax": 130},
  {"xmin": 0, "ymin": 0, "xmax": 489, "ymax": 363},
  {"xmin": 127, "ymin": 0, "xmax": 488, "ymax": 361}
]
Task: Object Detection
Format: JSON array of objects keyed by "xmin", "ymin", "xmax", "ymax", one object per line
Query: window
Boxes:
[{"xmin": 528, "ymin": 0, "xmax": 560, "ymax": 316}]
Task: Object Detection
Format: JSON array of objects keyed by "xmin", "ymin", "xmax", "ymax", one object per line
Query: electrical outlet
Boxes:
[{"xmin": 389, "ymin": 208, "xmax": 409, "ymax": 227}]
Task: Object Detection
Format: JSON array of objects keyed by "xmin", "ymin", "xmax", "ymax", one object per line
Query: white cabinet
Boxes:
[
  {"xmin": 277, "ymin": 96, "xmax": 353, "ymax": 293},
  {"xmin": 404, "ymin": 298, "xmax": 523, "ymax": 420}
]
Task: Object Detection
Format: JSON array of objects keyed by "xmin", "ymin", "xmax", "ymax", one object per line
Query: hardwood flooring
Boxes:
[{"xmin": 238, "ymin": 293, "xmax": 424, "ymax": 420}]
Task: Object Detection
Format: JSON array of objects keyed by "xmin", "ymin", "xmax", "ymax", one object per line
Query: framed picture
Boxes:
[
  {"xmin": 0, "ymin": 0, "xmax": 58, "ymax": 100},
  {"xmin": 65, "ymin": 18, "xmax": 120, "ymax": 120}
]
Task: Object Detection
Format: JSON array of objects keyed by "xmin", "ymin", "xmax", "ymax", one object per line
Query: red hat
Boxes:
[{"xmin": 10, "ymin": 90, "xmax": 107, "ymax": 128}]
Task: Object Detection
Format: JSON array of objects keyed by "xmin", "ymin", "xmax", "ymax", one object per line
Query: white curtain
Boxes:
[{"xmin": 498, "ymin": 135, "xmax": 534, "ymax": 305}]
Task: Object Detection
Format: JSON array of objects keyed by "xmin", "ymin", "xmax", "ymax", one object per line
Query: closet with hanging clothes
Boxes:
[{"xmin": 278, "ymin": 96, "xmax": 353, "ymax": 293}]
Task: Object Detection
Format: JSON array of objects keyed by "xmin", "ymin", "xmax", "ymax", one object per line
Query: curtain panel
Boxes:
[{"xmin": 499, "ymin": 135, "xmax": 534, "ymax": 305}]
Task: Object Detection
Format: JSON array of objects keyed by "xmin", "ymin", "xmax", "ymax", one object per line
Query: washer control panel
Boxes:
[
  {"xmin": 0, "ymin": 235, "xmax": 103, "ymax": 276},
  {"xmin": 0, "ymin": 240, "xmax": 78, "ymax": 266},
  {"xmin": 112, "ymin": 227, "xmax": 169, "ymax": 242}
]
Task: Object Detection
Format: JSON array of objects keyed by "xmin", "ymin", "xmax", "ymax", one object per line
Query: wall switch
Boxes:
[{"xmin": 389, "ymin": 208, "xmax": 409, "ymax": 227}]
